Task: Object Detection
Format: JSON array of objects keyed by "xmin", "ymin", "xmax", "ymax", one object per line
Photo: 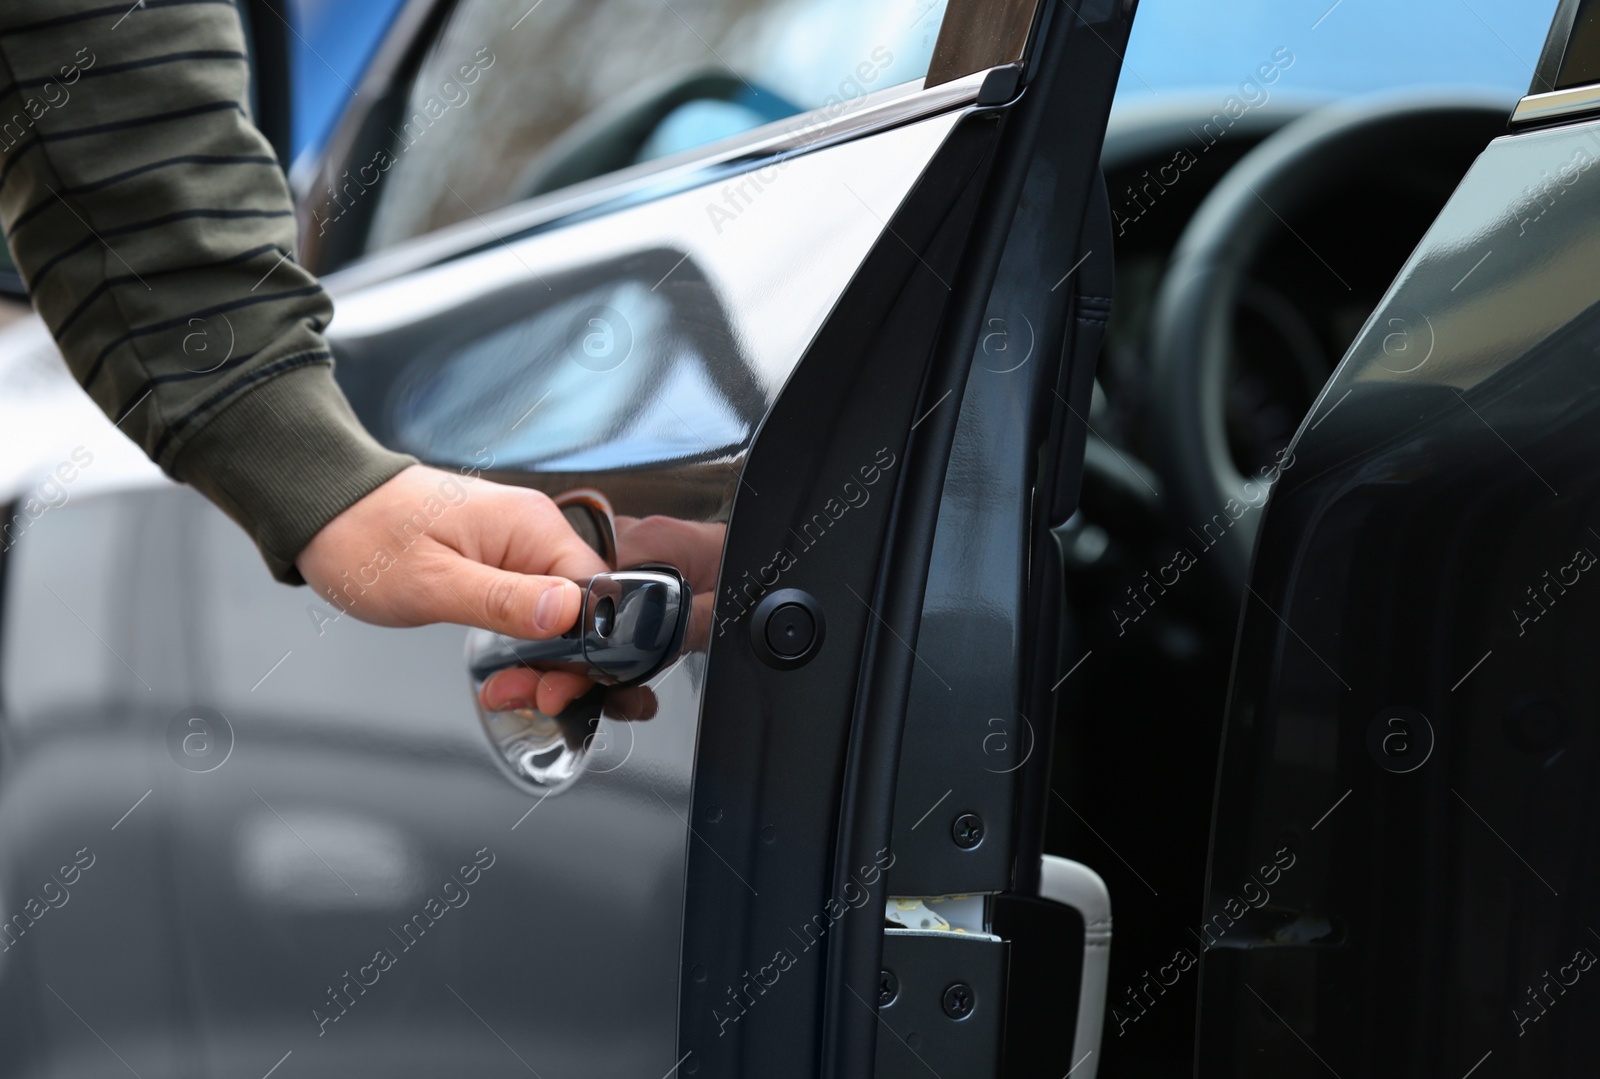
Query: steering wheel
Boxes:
[{"xmin": 1146, "ymin": 95, "xmax": 1511, "ymax": 600}]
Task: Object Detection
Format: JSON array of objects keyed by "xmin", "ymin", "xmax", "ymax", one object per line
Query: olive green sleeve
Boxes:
[{"xmin": 0, "ymin": 0, "xmax": 415, "ymax": 582}]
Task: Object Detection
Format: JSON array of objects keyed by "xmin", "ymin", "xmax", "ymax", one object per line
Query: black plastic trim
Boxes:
[
  {"xmin": 676, "ymin": 116, "xmax": 1001, "ymax": 1079},
  {"xmin": 298, "ymin": 0, "xmax": 458, "ymax": 272},
  {"xmin": 1532, "ymin": 0, "xmax": 1599, "ymax": 95},
  {"xmin": 239, "ymin": 0, "xmax": 292, "ymax": 167}
]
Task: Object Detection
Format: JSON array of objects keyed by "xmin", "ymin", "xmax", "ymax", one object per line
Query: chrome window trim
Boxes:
[
  {"xmin": 1510, "ymin": 82, "xmax": 1600, "ymax": 128},
  {"xmin": 323, "ymin": 67, "xmax": 990, "ymax": 294}
]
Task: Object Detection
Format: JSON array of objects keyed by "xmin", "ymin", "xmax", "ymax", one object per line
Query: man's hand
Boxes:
[{"xmin": 296, "ymin": 465, "xmax": 609, "ymax": 715}]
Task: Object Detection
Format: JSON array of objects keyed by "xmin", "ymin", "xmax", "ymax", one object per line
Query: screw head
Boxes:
[
  {"xmin": 878, "ymin": 969, "xmax": 899, "ymax": 1007},
  {"xmin": 951, "ymin": 813, "xmax": 985, "ymax": 849},
  {"xmin": 942, "ymin": 982, "xmax": 975, "ymax": 1020}
]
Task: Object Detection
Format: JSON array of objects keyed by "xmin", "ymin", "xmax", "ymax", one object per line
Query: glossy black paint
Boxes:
[
  {"xmin": 1201, "ymin": 114, "xmax": 1600, "ymax": 1075},
  {"xmin": 675, "ymin": 113, "xmax": 1003, "ymax": 1078},
  {"xmin": 674, "ymin": 3, "xmax": 1137, "ymax": 1076}
]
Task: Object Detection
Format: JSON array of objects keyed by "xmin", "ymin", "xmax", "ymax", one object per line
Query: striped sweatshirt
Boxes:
[{"xmin": 0, "ymin": 0, "xmax": 413, "ymax": 582}]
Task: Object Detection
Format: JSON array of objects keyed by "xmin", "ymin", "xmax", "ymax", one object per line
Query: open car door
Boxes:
[
  {"xmin": 1199, "ymin": 1, "xmax": 1600, "ymax": 1074},
  {"xmin": 319, "ymin": 2, "xmax": 1138, "ymax": 1077},
  {"xmin": 0, "ymin": 0, "xmax": 1134, "ymax": 1077}
]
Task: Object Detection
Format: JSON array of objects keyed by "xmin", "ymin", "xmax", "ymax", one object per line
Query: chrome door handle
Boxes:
[{"xmin": 466, "ymin": 569, "xmax": 690, "ymax": 686}]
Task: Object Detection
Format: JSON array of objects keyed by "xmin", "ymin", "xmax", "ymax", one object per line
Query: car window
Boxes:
[
  {"xmin": 363, "ymin": 0, "xmax": 948, "ymax": 252},
  {"xmin": 1115, "ymin": 0, "xmax": 1547, "ymax": 103}
]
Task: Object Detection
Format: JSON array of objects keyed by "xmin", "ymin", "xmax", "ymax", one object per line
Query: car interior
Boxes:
[{"xmin": 1054, "ymin": 92, "xmax": 1511, "ymax": 1077}]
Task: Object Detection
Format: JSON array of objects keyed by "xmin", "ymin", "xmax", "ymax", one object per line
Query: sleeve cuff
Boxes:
[{"xmin": 170, "ymin": 359, "xmax": 417, "ymax": 583}]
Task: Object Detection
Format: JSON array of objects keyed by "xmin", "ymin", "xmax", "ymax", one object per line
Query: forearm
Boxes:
[{"xmin": 0, "ymin": 0, "xmax": 412, "ymax": 581}]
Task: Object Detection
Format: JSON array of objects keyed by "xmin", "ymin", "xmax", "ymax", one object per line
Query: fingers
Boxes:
[
  {"xmin": 479, "ymin": 670, "xmax": 657, "ymax": 721},
  {"xmin": 470, "ymin": 485, "xmax": 611, "ymax": 582},
  {"xmin": 480, "ymin": 667, "xmax": 592, "ymax": 716},
  {"xmin": 297, "ymin": 468, "xmax": 608, "ymax": 630},
  {"xmin": 444, "ymin": 561, "xmax": 585, "ymax": 640}
]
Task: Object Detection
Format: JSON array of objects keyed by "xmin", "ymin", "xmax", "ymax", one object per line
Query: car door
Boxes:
[
  {"xmin": 1198, "ymin": 1, "xmax": 1600, "ymax": 1075},
  {"xmin": 0, "ymin": 1, "xmax": 1135, "ymax": 1078}
]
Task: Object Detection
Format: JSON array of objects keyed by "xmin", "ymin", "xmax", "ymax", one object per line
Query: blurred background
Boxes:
[{"xmin": 285, "ymin": 0, "xmax": 1555, "ymax": 167}]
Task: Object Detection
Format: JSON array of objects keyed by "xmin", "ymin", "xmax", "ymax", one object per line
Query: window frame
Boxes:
[
  {"xmin": 1512, "ymin": 0, "xmax": 1600, "ymax": 129},
  {"xmin": 294, "ymin": 0, "xmax": 1035, "ymax": 275}
]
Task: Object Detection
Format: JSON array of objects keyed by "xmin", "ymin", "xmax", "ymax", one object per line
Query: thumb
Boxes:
[{"xmin": 440, "ymin": 560, "xmax": 586, "ymax": 639}]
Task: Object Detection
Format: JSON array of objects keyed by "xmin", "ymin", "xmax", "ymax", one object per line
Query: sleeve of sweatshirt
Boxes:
[{"xmin": 0, "ymin": 0, "xmax": 415, "ymax": 583}]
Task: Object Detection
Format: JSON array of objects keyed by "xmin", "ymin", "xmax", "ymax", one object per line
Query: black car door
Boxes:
[
  {"xmin": 0, "ymin": 0, "xmax": 1134, "ymax": 1077},
  {"xmin": 1199, "ymin": 1, "xmax": 1600, "ymax": 1075}
]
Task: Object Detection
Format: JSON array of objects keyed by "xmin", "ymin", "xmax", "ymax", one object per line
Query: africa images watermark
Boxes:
[
  {"xmin": 1512, "ymin": 138, "xmax": 1598, "ymax": 236},
  {"xmin": 0, "ymin": 48, "xmax": 95, "ymax": 153},
  {"xmin": 307, "ymin": 449, "xmax": 496, "ymax": 634},
  {"xmin": 1110, "ymin": 843, "xmax": 1296, "ymax": 1037},
  {"xmin": 1112, "ymin": 46, "xmax": 1295, "ymax": 237},
  {"xmin": 1511, "ymin": 540, "xmax": 1596, "ymax": 637},
  {"xmin": 1113, "ymin": 445, "xmax": 1295, "ymax": 635},
  {"xmin": 1, "ymin": 446, "xmax": 95, "ymax": 553},
  {"xmin": 309, "ymin": 46, "xmax": 496, "ymax": 237},
  {"xmin": 312, "ymin": 845, "xmax": 498, "ymax": 1035},
  {"xmin": 714, "ymin": 446, "xmax": 898, "ymax": 637},
  {"xmin": 1, "ymin": 846, "xmax": 97, "ymax": 953},
  {"xmin": 704, "ymin": 45, "xmax": 895, "ymax": 236},
  {"xmin": 710, "ymin": 846, "xmax": 896, "ymax": 1036},
  {"xmin": 1512, "ymin": 933, "xmax": 1598, "ymax": 1036}
]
